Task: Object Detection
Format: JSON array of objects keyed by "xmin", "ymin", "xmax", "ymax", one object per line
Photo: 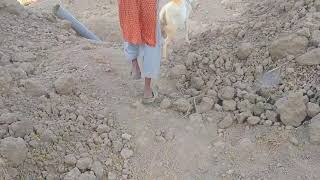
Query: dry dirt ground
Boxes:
[{"xmin": 1, "ymin": 0, "xmax": 320, "ymax": 180}]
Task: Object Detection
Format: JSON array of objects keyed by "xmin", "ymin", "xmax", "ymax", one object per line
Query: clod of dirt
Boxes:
[
  {"xmin": 309, "ymin": 113, "xmax": 320, "ymax": 145},
  {"xmin": 265, "ymin": 110, "xmax": 278, "ymax": 122},
  {"xmin": 169, "ymin": 64, "xmax": 187, "ymax": 79},
  {"xmin": 13, "ymin": 52, "xmax": 36, "ymax": 63},
  {"xmin": 78, "ymin": 172, "xmax": 96, "ymax": 180},
  {"xmin": 54, "ymin": 75, "xmax": 76, "ymax": 95},
  {"xmin": 121, "ymin": 148, "xmax": 133, "ymax": 159},
  {"xmin": 8, "ymin": 118, "xmax": 34, "ymax": 138},
  {"xmin": 0, "ymin": 137, "xmax": 28, "ymax": 167},
  {"xmin": 247, "ymin": 116, "xmax": 261, "ymax": 125},
  {"xmin": 223, "ymin": 100, "xmax": 237, "ymax": 111},
  {"xmin": 275, "ymin": 92, "xmax": 307, "ymax": 127},
  {"xmin": 218, "ymin": 113, "xmax": 234, "ymax": 129},
  {"xmin": 76, "ymin": 157, "xmax": 93, "ymax": 172},
  {"xmin": 91, "ymin": 161, "xmax": 104, "ymax": 179},
  {"xmin": 270, "ymin": 34, "xmax": 308, "ymax": 60},
  {"xmin": 0, "ymin": 52, "xmax": 11, "ymax": 66},
  {"xmin": 236, "ymin": 111, "xmax": 251, "ymax": 124},
  {"xmin": 21, "ymin": 79, "xmax": 47, "ymax": 97},
  {"xmin": 310, "ymin": 30, "xmax": 320, "ymax": 47},
  {"xmin": 307, "ymin": 102, "xmax": 320, "ymax": 118},
  {"xmin": 0, "ymin": 67, "xmax": 12, "ymax": 94},
  {"xmin": 296, "ymin": 48, "xmax": 320, "ymax": 65},
  {"xmin": 237, "ymin": 99, "xmax": 253, "ymax": 113},
  {"xmin": 218, "ymin": 86, "xmax": 235, "ymax": 100},
  {"xmin": 190, "ymin": 76, "xmax": 205, "ymax": 90},
  {"xmin": 197, "ymin": 97, "xmax": 215, "ymax": 113},
  {"xmin": 236, "ymin": 42, "xmax": 253, "ymax": 60},
  {"xmin": 173, "ymin": 98, "xmax": 192, "ymax": 113},
  {"xmin": 65, "ymin": 154, "xmax": 77, "ymax": 166},
  {"xmin": 0, "ymin": 112, "xmax": 20, "ymax": 125},
  {"xmin": 64, "ymin": 167, "xmax": 81, "ymax": 180},
  {"xmin": 160, "ymin": 98, "xmax": 172, "ymax": 109},
  {"xmin": 253, "ymin": 102, "xmax": 265, "ymax": 116}
]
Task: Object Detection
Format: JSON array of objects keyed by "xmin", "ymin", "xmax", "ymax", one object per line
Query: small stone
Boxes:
[
  {"xmin": 307, "ymin": 102, "xmax": 320, "ymax": 118},
  {"xmin": 247, "ymin": 116, "xmax": 261, "ymax": 125},
  {"xmin": 226, "ymin": 169, "xmax": 235, "ymax": 175},
  {"xmin": 76, "ymin": 157, "xmax": 92, "ymax": 172},
  {"xmin": 274, "ymin": 122, "xmax": 281, "ymax": 126},
  {"xmin": 121, "ymin": 133, "xmax": 132, "ymax": 141},
  {"xmin": 218, "ymin": 113, "xmax": 234, "ymax": 129},
  {"xmin": 108, "ymin": 172, "xmax": 117, "ymax": 180},
  {"xmin": 160, "ymin": 98, "xmax": 171, "ymax": 109},
  {"xmin": 265, "ymin": 120, "xmax": 273, "ymax": 126},
  {"xmin": 120, "ymin": 148, "xmax": 133, "ymax": 159},
  {"xmin": 0, "ymin": 137, "xmax": 28, "ymax": 167},
  {"xmin": 64, "ymin": 168, "xmax": 81, "ymax": 180},
  {"xmin": 223, "ymin": 100, "xmax": 237, "ymax": 111},
  {"xmin": 65, "ymin": 154, "xmax": 77, "ymax": 166}
]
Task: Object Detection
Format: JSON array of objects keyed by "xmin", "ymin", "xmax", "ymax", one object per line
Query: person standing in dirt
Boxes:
[{"xmin": 118, "ymin": 0, "xmax": 161, "ymax": 104}]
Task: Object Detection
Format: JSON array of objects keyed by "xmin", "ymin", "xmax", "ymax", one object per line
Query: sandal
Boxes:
[{"xmin": 142, "ymin": 88, "xmax": 159, "ymax": 105}]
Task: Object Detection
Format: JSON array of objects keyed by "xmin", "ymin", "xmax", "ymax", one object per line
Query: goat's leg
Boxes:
[
  {"xmin": 163, "ymin": 37, "xmax": 169, "ymax": 62},
  {"xmin": 185, "ymin": 20, "xmax": 190, "ymax": 43}
]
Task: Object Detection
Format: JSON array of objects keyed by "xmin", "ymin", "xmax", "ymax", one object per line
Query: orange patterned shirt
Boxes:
[{"xmin": 118, "ymin": 0, "xmax": 157, "ymax": 47}]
